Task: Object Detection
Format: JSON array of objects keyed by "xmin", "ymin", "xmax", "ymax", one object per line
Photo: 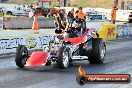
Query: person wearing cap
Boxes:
[{"xmin": 111, "ymin": 6, "xmax": 117, "ymax": 24}]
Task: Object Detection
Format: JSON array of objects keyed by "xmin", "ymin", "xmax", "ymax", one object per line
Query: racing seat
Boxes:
[{"xmin": 66, "ymin": 27, "xmax": 81, "ymax": 38}]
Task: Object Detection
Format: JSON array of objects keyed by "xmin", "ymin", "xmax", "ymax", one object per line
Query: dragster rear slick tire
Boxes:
[
  {"xmin": 15, "ymin": 45, "xmax": 28, "ymax": 68},
  {"xmin": 57, "ymin": 46, "xmax": 71, "ymax": 69},
  {"xmin": 87, "ymin": 38, "xmax": 106, "ymax": 64}
]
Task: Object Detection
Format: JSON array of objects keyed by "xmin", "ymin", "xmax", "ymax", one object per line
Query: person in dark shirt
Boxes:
[
  {"xmin": 64, "ymin": 0, "xmax": 67, "ymax": 7},
  {"xmin": 121, "ymin": 0, "xmax": 124, "ymax": 10},
  {"xmin": 67, "ymin": 8, "xmax": 74, "ymax": 23},
  {"xmin": 56, "ymin": 9, "xmax": 66, "ymax": 30},
  {"xmin": 113, "ymin": 0, "xmax": 118, "ymax": 8},
  {"xmin": 128, "ymin": 12, "xmax": 132, "ymax": 30},
  {"xmin": 59, "ymin": 10, "xmax": 64, "ymax": 21}
]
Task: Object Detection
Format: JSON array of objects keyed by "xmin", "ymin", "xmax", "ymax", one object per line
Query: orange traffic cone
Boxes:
[{"xmin": 32, "ymin": 16, "xmax": 39, "ymax": 30}]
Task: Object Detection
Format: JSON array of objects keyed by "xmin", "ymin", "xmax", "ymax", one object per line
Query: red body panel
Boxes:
[
  {"xmin": 63, "ymin": 28, "xmax": 96, "ymax": 46},
  {"xmin": 25, "ymin": 52, "xmax": 48, "ymax": 66}
]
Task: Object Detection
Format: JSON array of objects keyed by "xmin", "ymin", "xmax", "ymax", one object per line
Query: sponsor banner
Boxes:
[
  {"xmin": 0, "ymin": 35, "xmax": 57, "ymax": 54},
  {"xmin": 99, "ymin": 24, "xmax": 116, "ymax": 41},
  {"xmin": 116, "ymin": 25, "xmax": 131, "ymax": 39},
  {"xmin": 4, "ymin": 16, "xmax": 55, "ymax": 29},
  {"xmin": 0, "ymin": 17, "xmax": 3, "ymax": 30},
  {"xmin": 86, "ymin": 14, "xmax": 106, "ymax": 21},
  {"xmin": 85, "ymin": 8, "xmax": 110, "ymax": 21},
  {"xmin": 84, "ymin": 8, "xmax": 131, "ymax": 21}
]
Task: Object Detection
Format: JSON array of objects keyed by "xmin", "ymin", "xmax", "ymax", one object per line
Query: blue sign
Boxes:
[{"xmin": 117, "ymin": 25, "xmax": 131, "ymax": 38}]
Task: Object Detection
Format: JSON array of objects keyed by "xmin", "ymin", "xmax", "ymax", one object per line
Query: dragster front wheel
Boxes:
[
  {"xmin": 15, "ymin": 45, "xmax": 28, "ymax": 68},
  {"xmin": 57, "ymin": 46, "xmax": 71, "ymax": 69}
]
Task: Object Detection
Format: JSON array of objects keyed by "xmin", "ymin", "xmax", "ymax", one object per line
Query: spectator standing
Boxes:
[
  {"xmin": 67, "ymin": 8, "xmax": 74, "ymax": 23},
  {"xmin": 64, "ymin": 0, "xmax": 67, "ymax": 7},
  {"xmin": 55, "ymin": 9, "xmax": 66, "ymax": 30},
  {"xmin": 127, "ymin": 0, "xmax": 131, "ymax": 10},
  {"xmin": 68, "ymin": 0, "xmax": 71, "ymax": 6},
  {"xmin": 121, "ymin": 0, "xmax": 125, "ymax": 10},
  {"xmin": 130, "ymin": 0, "xmax": 132, "ymax": 10},
  {"xmin": 127, "ymin": 0, "xmax": 132, "ymax": 10},
  {"xmin": 113, "ymin": 0, "xmax": 118, "ymax": 8},
  {"xmin": 58, "ymin": 0, "xmax": 64, "ymax": 7},
  {"xmin": 111, "ymin": 6, "xmax": 117, "ymax": 24},
  {"xmin": 59, "ymin": 0, "xmax": 64, "ymax": 7}
]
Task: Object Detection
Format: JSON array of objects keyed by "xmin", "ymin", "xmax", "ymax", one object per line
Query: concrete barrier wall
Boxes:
[
  {"xmin": 4, "ymin": 16, "xmax": 56, "ymax": 29},
  {"xmin": 0, "ymin": 29, "xmax": 55, "ymax": 37}
]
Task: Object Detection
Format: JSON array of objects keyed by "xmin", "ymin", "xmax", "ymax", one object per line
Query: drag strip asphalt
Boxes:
[{"xmin": 0, "ymin": 38, "xmax": 132, "ymax": 88}]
